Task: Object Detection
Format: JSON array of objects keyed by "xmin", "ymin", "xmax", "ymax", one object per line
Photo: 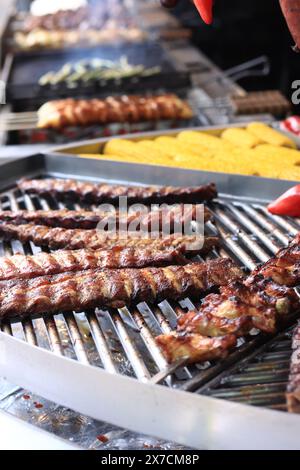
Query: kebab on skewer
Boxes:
[{"xmin": 18, "ymin": 179, "xmax": 217, "ymax": 205}]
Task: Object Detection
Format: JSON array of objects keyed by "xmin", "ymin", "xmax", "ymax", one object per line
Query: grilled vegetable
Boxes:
[
  {"xmin": 39, "ymin": 57, "xmax": 161, "ymax": 87},
  {"xmin": 268, "ymin": 185, "xmax": 300, "ymax": 217}
]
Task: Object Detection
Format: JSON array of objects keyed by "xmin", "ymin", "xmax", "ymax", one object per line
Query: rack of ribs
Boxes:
[
  {"xmin": 0, "ymin": 259, "xmax": 244, "ymax": 321},
  {"xmin": 0, "ymin": 247, "xmax": 190, "ymax": 281}
]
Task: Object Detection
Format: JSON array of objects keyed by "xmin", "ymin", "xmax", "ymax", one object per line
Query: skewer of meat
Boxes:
[
  {"xmin": 0, "ymin": 259, "xmax": 244, "ymax": 320},
  {"xmin": 287, "ymin": 322, "xmax": 300, "ymax": 413},
  {"xmin": 157, "ymin": 234, "xmax": 300, "ymax": 363},
  {"xmin": 248, "ymin": 233, "xmax": 300, "ymax": 287},
  {"xmin": 156, "ymin": 332, "xmax": 237, "ymax": 364},
  {"xmin": 18, "ymin": 178, "xmax": 217, "ymax": 204},
  {"xmin": 0, "ymin": 223, "xmax": 219, "ymax": 253},
  {"xmin": 0, "ymin": 205, "xmax": 211, "ymax": 230},
  {"xmin": 0, "ymin": 247, "xmax": 189, "ymax": 281}
]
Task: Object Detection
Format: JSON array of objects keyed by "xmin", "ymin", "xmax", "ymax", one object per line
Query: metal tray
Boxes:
[{"xmin": 0, "ymin": 154, "xmax": 300, "ymax": 449}]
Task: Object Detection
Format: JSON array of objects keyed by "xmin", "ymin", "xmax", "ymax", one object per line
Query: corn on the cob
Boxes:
[
  {"xmin": 254, "ymin": 144, "xmax": 300, "ymax": 162},
  {"xmin": 104, "ymin": 139, "xmax": 144, "ymax": 159},
  {"xmin": 155, "ymin": 136, "xmax": 212, "ymax": 158},
  {"xmin": 221, "ymin": 128, "xmax": 263, "ymax": 149},
  {"xmin": 247, "ymin": 122, "xmax": 297, "ymax": 149}
]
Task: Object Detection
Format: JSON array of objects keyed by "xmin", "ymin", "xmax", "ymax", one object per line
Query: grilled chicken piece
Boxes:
[
  {"xmin": 0, "ymin": 259, "xmax": 243, "ymax": 320},
  {"xmin": 0, "ymin": 247, "xmax": 189, "ymax": 281},
  {"xmin": 0, "ymin": 223, "xmax": 219, "ymax": 253},
  {"xmin": 249, "ymin": 234, "xmax": 300, "ymax": 287},
  {"xmin": 287, "ymin": 323, "xmax": 300, "ymax": 413},
  {"xmin": 0, "ymin": 205, "xmax": 211, "ymax": 230},
  {"xmin": 37, "ymin": 95, "xmax": 193, "ymax": 129},
  {"xmin": 156, "ymin": 332, "xmax": 237, "ymax": 364},
  {"xmin": 18, "ymin": 178, "xmax": 217, "ymax": 205}
]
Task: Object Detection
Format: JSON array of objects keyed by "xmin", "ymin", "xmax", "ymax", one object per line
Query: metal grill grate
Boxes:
[{"xmin": 0, "ymin": 178, "xmax": 299, "ymax": 410}]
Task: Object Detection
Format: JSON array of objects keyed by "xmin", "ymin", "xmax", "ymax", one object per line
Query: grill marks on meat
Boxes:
[
  {"xmin": 287, "ymin": 322, "xmax": 300, "ymax": 413},
  {"xmin": 0, "ymin": 247, "xmax": 189, "ymax": 281},
  {"xmin": 156, "ymin": 332, "xmax": 237, "ymax": 365},
  {"xmin": 18, "ymin": 179, "xmax": 217, "ymax": 205},
  {"xmin": 157, "ymin": 234, "xmax": 300, "ymax": 363},
  {"xmin": 0, "ymin": 259, "xmax": 244, "ymax": 320},
  {"xmin": 0, "ymin": 223, "xmax": 219, "ymax": 253},
  {"xmin": 0, "ymin": 205, "xmax": 211, "ymax": 230},
  {"xmin": 249, "ymin": 234, "xmax": 300, "ymax": 287}
]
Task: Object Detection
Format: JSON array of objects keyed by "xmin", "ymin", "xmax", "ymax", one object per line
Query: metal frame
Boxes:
[{"xmin": 0, "ymin": 154, "xmax": 300, "ymax": 449}]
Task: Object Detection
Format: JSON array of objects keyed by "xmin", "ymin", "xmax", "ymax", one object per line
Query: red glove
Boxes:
[
  {"xmin": 193, "ymin": 0, "xmax": 213, "ymax": 24},
  {"xmin": 268, "ymin": 185, "xmax": 300, "ymax": 217}
]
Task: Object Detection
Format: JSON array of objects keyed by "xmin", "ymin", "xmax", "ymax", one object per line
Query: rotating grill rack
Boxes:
[{"xmin": 0, "ymin": 154, "xmax": 300, "ymax": 449}]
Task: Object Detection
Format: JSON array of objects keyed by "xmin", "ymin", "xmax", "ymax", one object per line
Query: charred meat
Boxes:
[
  {"xmin": 18, "ymin": 178, "xmax": 217, "ymax": 205},
  {"xmin": 0, "ymin": 259, "xmax": 243, "ymax": 320}
]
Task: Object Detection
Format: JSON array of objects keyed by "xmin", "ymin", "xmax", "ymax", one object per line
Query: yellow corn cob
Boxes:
[
  {"xmin": 177, "ymin": 130, "xmax": 234, "ymax": 152},
  {"xmin": 136, "ymin": 140, "xmax": 173, "ymax": 161},
  {"xmin": 104, "ymin": 139, "xmax": 145, "ymax": 159},
  {"xmin": 276, "ymin": 168, "xmax": 300, "ymax": 181},
  {"xmin": 254, "ymin": 144, "xmax": 300, "ymax": 161},
  {"xmin": 247, "ymin": 122, "xmax": 297, "ymax": 149},
  {"xmin": 221, "ymin": 128, "xmax": 263, "ymax": 148},
  {"xmin": 104, "ymin": 139, "xmax": 173, "ymax": 166},
  {"xmin": 155, "ymin": 136, "xmax": 212, "ymax": 158}
]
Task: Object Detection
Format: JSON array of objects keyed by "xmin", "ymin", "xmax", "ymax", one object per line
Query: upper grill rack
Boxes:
[{"xmin": 0, "ymin": 179, "xmax": 299, "ymax": 408}]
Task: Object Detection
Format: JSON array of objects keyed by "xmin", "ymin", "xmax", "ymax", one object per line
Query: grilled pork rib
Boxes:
[
  {"xmin": 287, "ymin": 323, "xmax": 300, "ymax": 413},
  {"xmin": 0, "ymin": 259, "xmax": 243, "ymax": 320},
  {"xmin": 0, "ymin": 247, "xmax": 189, "ymax": 281},
  {"xmin": 18, "ymin": 179, "xmax": 217, "ymax": 204},
  {"xmin": 0, "ymin": 205, "xmax": 211, "ymax": 230},
  {"xmin": 156, "ymin": 332, "xmax": 237, "ymax": 364},
  {"xmin": 0, "ymin": 223, "xmax": 219, "ymax": 253}
]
